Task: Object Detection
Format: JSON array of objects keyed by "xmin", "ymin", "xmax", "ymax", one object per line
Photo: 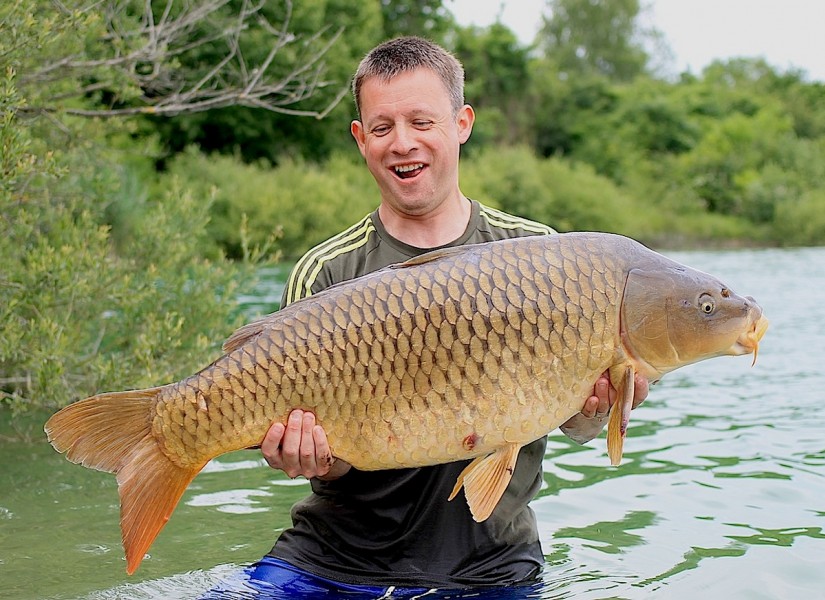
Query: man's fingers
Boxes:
[
  {"xmin": 312, "ymin": 425, "xmax": 336, "ymax": 475},
  {"xmin": 633, "ymin": 373, "xmax": 650, "ymax": 408},
  {"xmin": 593, "ymin": 375, "xmax": 611, "ymax": 416},
  {"xmin": 261, "ymin": 421, "xmax": 286, "ymax": 469},
  {"xmin": 278, "ymin": 410, "xmax": 304, "ymax": 478},
  {"xmin": 580, "ymin": 396, "xmax": 597, "ymax": 418},
  {"xmin": 298, "ymin": 412, "xmax": 318, "ymax": 476}
]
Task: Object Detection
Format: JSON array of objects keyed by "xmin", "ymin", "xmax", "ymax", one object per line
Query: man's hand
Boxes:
[
  {"xmin": 261, "ymin": 410, "xmax": 351, "ymax": 480},
  {"xmin": 560, "ymin": 371, "xmax": 649, "ymax": 444}
]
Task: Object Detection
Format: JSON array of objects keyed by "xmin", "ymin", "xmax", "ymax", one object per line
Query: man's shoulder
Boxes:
[
  {"xmin": 473, "ymin": 202, "xmax": 556, "ymax": 241},
  {"xmin": 282, "ymin": 214, "xmax": 377, "ymax": 306}
]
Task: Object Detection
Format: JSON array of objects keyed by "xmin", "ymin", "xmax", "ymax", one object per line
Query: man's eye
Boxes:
[
  {"xmin": 413, "ymin": 120, "xmax": 433, "ymax": 128},
  {"xmin": 372, "ymin": 125, "xmax": 391, "ymax": 136}
]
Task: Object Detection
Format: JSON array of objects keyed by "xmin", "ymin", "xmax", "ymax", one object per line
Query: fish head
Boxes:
[{"xmin": 620, "ymin": 263, "xmax": 769, "ymax": 379}]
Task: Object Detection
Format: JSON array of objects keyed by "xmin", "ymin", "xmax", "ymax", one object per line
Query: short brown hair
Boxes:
[{"xmin": 352, "ymin": 36, "xmax": 465, "ymax": 118}]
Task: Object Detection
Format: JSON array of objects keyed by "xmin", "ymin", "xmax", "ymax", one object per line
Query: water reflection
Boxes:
[{"xmin": 186, "ymin": 489, "xmax": 274, "ymax": 514}]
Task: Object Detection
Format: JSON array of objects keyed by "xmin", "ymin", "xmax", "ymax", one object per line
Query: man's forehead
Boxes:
[{"xmin": 360, "ymin": 70, "xmax": 451, "ymax": 111}]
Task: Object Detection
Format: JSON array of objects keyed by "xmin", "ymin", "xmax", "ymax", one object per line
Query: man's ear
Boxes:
[
  {"xmin": 351, "ymin": 120, "xmax": 367, "ymax": 157},
  {"xmin": 457, "ymin": 104, "xmax": 475, "ymax": 145}
]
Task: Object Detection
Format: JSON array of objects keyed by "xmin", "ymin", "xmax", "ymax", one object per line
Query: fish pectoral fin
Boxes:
[
  {"xmin": 607, "ymin": 364, "xmax": 636, "ymax": 466},
  {"xmin": 448, "ymin": 443, "xmax": 522, "ymax": 522}
]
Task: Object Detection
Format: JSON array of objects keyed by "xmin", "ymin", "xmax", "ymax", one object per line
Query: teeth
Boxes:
[{"xmin": 394, "ymin": 163, "xmax": 423, "ymax": 173}]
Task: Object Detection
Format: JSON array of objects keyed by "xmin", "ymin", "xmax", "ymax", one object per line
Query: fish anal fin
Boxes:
[
  {"xmin": 607, "ymin": 364, "xmax": 636, "ymax": 466},
  {"xmin": 448, "ymin": 443, "xmax": 521, "ymax": 522}
]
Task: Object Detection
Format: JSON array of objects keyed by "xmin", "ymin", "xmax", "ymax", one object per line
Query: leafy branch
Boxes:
[{"xmin": 21, "ymin": 0, "xmax": 347, "ymax": 118}]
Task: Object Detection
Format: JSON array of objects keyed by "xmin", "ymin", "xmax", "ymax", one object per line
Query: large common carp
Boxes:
[{"xmin": 45, "ymin": 232, "xmax": 768, "ymax": 574}]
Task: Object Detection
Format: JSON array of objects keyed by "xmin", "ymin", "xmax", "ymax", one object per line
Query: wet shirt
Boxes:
[{"xmin": 269, "ymin": 201, "xmax": 556, "ymax": 587}]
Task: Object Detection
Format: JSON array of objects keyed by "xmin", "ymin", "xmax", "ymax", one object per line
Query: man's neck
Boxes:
[{"xmin": 378, "ymin": 196, "xmax": 472, "ymax": 249}]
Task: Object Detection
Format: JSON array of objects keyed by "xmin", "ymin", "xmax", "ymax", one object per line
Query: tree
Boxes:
[
  {"xmin": 380, "ymin": 0, "xmax": 455, "ymax": 43},
  {"xmin": 17, "ymin": 0, "xmax": 353, "ymax": 119},
  {"xmin": 453, "ymin": 22, "xmax": 531, "ymax": 147},
  {"xmin": 148, "ymin": 0, "xmax": 383, "ymax": 163},
  {"xmin": 537, "ymin": 0, "xmax": 651, "ymax": 82},
  {"xmin": 0, "ymin": 1, "xmax": 261, "ymax": 412}
]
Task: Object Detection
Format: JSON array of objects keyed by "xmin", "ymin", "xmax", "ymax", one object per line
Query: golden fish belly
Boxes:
[{"xmin": 153, "ymin": 234, "xmax": 625, "ymax": 470}]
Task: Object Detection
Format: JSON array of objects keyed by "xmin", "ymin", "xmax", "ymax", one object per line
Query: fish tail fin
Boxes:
[
  {"xmin": 45, "ymin": 388, "xmax": 204, "ymax": 574},
  {"xmin": 607, "ymin": 365, "xmax": 636, "ymax": 466}
]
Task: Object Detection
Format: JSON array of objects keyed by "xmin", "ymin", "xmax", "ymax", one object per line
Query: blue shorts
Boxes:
[{"xmin": 201, "ymin": 556, "xmax": 542, "ymax": 599}]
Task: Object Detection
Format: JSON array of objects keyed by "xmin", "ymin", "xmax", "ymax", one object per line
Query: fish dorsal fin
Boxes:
[
  {"xmin": 223, "ymin": 246, "xmax": 472, "ymax": 352},
  {"xmin": 222, "ymin": 316, "xmax": 274, "ymax": 353},
  {"xmin": 607, "ymin": 364, "xmax": 636, "ymax": 466},
  {"xmin": 448, "ymin": 443, "xmax": 521, "ymax": 522},
  {"xmin": 391, "ymin": 246, "xmax": 469, "ymax": 268}
]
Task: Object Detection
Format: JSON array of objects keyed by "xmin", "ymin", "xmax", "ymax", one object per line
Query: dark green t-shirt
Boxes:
[{"xmin": 269, "ymin": 200, "xmax": 556, "ymax": 587}]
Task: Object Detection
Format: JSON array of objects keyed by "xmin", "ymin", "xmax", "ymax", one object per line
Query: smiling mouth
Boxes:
[{"xmin": 393, "ymin": 163, "xmax": 425, "ymax": 179}]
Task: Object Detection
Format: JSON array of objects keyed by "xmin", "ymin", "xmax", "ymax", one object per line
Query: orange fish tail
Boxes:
[{"xmin": 44, "ymin": 388, "xmax": 203, "ymax": 574}]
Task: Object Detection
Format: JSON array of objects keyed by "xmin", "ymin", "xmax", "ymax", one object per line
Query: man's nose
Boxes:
[{"xmin": 389, "ymin": 124, "xmax": 417, "ymax": 154}]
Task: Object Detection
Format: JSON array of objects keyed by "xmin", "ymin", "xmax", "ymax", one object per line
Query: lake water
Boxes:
[{"xmin": 1, "ymin": 247, "xmax": 824, "ymax": 599}]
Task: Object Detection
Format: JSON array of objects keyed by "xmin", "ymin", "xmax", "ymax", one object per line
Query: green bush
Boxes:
[
  {"xmin": 0, "ymin": 142, "xmax": 254, "ymax": 410},
  {"xmin": 774, "ymin": 189, "xmax": 825, "ymax": 246},
  {"xmin": 460, "ymin": 146, "xmax": 658, "ymax": 239},
  {"xmin": 0, "ymin": 4, "xmax": 254, "ymax": 412},
  {"xmin": 161, "ymin": 149, "xmax": 379, "ymax": 260}
]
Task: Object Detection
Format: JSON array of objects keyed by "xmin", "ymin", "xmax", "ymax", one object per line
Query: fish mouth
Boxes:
[{"xmin": 732, "ymin": 313, "xmax": 769, "ymax": 365}]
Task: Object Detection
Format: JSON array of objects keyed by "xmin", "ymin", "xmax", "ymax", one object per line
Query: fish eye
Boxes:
[{"xmin": 699, "ymin": 293, "xmax": 715, "ymax": 314}]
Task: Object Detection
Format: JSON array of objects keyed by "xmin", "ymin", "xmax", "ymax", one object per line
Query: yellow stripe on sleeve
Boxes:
[
  {"xmin": 478, "ymin": 205, "xmax": 556, "ymax": 235},
  {"xmin": 284, "ymin": 215, "xmax": 375, "ymax": 306}
]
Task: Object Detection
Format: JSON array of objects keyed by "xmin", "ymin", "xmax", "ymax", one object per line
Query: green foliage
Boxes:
[
  {"xmin": 774, "ymin": 189, "xmax": 825, "ymax": 246},
  {"xmin": 380, "ymin": 0, "xmax": 455, "ymax": 42},
  {"xmin": 460, "ymin": 146, "xmax": 657, "ymax": 239},
  {"xmin": 528, "ymin": 65, "xmax": 620, "ymax": 158},
  {"xmin": 0, "ymin": 146, "xmax": 253, "ymax": 410},
  {"xmin": 151, "ymin": 0, "xmax": 383, "ymax": 163},
  {"xmin": 454, "ymin": 23, "xmax": 532, "ymax": 147},
  {"xmin": 0, "ymin": 2, "xmax": 255, "ymax": 412},
  {"xmin": 672, "ymin": 102, "xmax": 795, "ymax": 219},
  {"xmin": 160, "ymin": 149, "xmax": 379, "ymax": 260},
  {"xmin": 538, "ymin": 0, "xmax": 651, "ymax": 82}
]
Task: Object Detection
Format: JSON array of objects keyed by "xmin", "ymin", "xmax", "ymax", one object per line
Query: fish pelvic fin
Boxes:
[
  {"xmin": 44, "ymin": 388, "xmax": 204, "ymax": 574},
  {"xmin": 607, "ymin": 365, "xmax": 636, "ymax": 466},
  {"xmin": 448, "ymin": 443, "xmax": 521, "ymax": 522}
]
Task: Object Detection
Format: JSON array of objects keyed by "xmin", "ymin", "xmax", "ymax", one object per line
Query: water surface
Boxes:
[{"xmin": 1, "ymin": 247, "xmax": 823, "ymax": 599}]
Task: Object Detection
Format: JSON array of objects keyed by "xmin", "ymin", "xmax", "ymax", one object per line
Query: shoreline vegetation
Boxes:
[{"xmin": 2, "ymin": 0, "xmax": 823, "ymax": 414}]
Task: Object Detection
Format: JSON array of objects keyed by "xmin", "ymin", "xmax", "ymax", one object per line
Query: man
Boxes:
[{"xmin": 212, "ymin": 36, "xmax": 648, "ymax": 597}]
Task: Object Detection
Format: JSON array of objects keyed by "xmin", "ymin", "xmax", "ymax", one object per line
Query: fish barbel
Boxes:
[{"xmin": 45, "ymin": 232, "xmax": 768, "ymax": 573}]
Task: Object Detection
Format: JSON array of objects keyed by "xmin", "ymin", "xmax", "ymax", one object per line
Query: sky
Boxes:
[{"xmin": 447, "ymin": 0, "xmax": 825, "ymax": 83}]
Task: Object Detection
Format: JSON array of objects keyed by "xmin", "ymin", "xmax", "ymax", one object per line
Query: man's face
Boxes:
[{"xmin": 351, "ymin": 68, "xmax": 474, "ymax": 217}]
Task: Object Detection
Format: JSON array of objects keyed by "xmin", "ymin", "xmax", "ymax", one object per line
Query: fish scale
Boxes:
[
  {"xmin": 45, "ymin": 232, "xmax": 768, "ymax": 574},
  {"xmin": 152, "ymin": 235, "xmax": 618, "ymax": 474}
]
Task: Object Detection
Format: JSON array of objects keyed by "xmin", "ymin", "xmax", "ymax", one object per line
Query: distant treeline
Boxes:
[{"xmin": 2, "ymin": 0, "xmax": 824, "ymax": 412}]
